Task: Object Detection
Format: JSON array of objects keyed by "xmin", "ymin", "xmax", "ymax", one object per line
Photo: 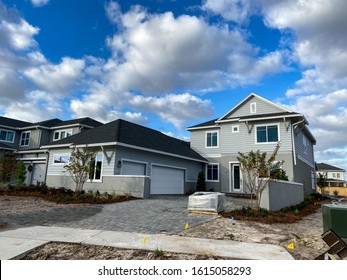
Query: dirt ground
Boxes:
[{"xmin": 0, "ymin": 195, "xmax": 329, "ymax": 260}]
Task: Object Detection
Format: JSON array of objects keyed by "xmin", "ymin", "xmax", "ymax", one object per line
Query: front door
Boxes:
[{"xmin": 230, "ymin": 163, "xmax": 243, "ymax": 192}]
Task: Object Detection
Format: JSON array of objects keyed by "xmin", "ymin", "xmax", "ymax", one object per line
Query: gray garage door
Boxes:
[
  {"xmin": 32, "ymin": 163, "xmax": 46, "ymax": 185},
  {"xmin": 122, "ymin": 161, "xmax": 146, "ymax": 175},
  {"xmin": 151, "ymin": 165, "xmax": 184, "ymax": 194}
]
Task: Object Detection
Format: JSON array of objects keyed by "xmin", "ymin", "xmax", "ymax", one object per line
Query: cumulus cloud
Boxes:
[
  {"xmin": 0, "ymin": 4, "xmax": 85, "ymax": 122},
  {"xmin": 69, "ymin": 2, "xmax": 287, "ymax": 128},
  {"xmin": 24, "ymin": 57, "xmax": 85, "ymax": 96},
  {"xmin": 129, "ymin": 93, "xmax": 214, "ymax": 130},
  {"xmin": 0, "ymin": 18, "xmax": 39, "ymax": 50},
  {"xmin": 31, "ymin": 0, "xmax": 50, "ymax": 8},
  {"xmin": 202, "ymin": 0, "xmax": 254, "ymax": 24}
]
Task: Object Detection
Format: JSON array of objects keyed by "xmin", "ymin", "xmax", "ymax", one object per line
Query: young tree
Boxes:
[
  {"xmin": 196, "ymin": 171, "xmax": 206, "ymax": 192},
  {"xmin": 237, "ymin": 141, "xmax": 281, "ymax": 210},
  {"xmin": 63, "ymin": 147, "xmax": 98, "ymax": 194},
  {"xmin": 15, "ymin": 160, "xmax": 27, "ymax": 186},
  {"xmin": 0, "ymin": 156, "xmax": 17, "ymax": 183}
]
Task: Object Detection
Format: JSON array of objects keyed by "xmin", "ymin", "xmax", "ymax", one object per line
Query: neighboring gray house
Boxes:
[
  {"xmin": 0, "ymin": 117, "xmax": 32, "ymax": 157},
  {"xmin": 317, "ymin": 163, "xmax": 346, "ymax": 187},
  {"xmin": 0, "ymin": 116, "xmax": 102, "ymax": 185},
  {"xmin": 187, "ymin": 93, "xmax": 317, "ymax": 196},
  {"xmin": 42, "ymin": 119, "xmax": 207, "ymax": 198}
]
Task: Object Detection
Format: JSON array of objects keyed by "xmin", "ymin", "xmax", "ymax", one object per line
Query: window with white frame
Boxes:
[
  {"xmin": 89, "ymin": 152, "xmax": 103, "ymax": 181},
  {"xmin": 256, "ymin": 124, "xmax": 279, "ymax": 143},
  {"xmin": 0, "ymin": 129, "xmax": 15, "ymax": 142},
  {"xmin": 20, "ymin": 131, "xmax": 30, "ymax": 146},
  {"xmin": 53, "ymin": 129, "xmax": 73, "ymax": 141},
  {"xmin": 232, "ymin": 125, "xmax": 239, "ymax": 133},
  {"xmin": 206, "ymin": 131, "xmax": 218, "ymax": 147},
  {"xmin": 250, "ymin": 102, "xmax": 256, "ymax": 114},
  {"xmin": 206, "ymin": 164, "xmax": 219, "ymax": 181}
]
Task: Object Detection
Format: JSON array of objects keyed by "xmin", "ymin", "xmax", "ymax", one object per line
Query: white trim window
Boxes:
[
  {"xmin": 89, "ymin": 152, "xmax": 103, "ymax": 181},
  {"xmin": 206, "ymin": 163, "xmax": 219, "ymax": 181},
  {"xmin": 256, "ymin": 124, "xmax": 279, "ymax": 143},
  {"xmin": 250, "ymin": 102, "xmax": 256, "ymax": 114},
  {"xmin": 232, "ymin": 125, "xmax": 239, "ymax": 133},
  {"xmin": 20, "ymin": 131, "xmax": 31, "ymax": 146},
  {"xmin": 53, "ymin": 129, "xmax": 73, "ymax": 141},
  {"xmin": 206, "ymin": 131, "xmax": 218, "ymax": 148},
  {"xmin": 0, "ymin": 129, "xmax": 15, "ymax": 143}
]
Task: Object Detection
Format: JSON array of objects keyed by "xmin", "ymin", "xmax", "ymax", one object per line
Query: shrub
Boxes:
[
  {"xmin": 15, "ymin": 160, "xmax": 27, "ymax": 186},
  {"xmin": 196, "ymin": 171, "xmax": 206, "ymax": 192},
  {"xmin": 333, "ymin": 190, "xmax": 339, "ymax": 196}
]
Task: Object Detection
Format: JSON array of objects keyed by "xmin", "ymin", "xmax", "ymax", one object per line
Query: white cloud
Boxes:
[
  {"xmin": 129, "ymin": 93, "xmax": 214, "ymax": 130},
  {"xmin": 31, "ymin": 0, "xmax": 50, "ymax": 8},
  {"xmin": 283, "ymin": 89, "xmax": 347, "ymax": 153},
  {"xmin": 202, "ymin": 0, "xmax": 254, "ymax": 24},
  {"xmin": 70, "ymin": 98, "xmax": 148, "ymax": 124},
  {"xmin": 24, "ymin": 57, "xmax": 85, "ymax": 96},
  {"xmin": 0, "ymin": 18, "xmax": 39, "ymax": 50}
]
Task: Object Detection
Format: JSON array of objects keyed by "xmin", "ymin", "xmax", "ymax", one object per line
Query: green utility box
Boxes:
[{"xmin": 322, "ymin": 204, "xmax": 347, "ymax": 243}]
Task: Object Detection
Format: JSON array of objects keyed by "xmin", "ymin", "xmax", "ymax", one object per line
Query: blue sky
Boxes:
[{"xmin": 1, "ymin": 0, "xmax": 347, "ymax": 174}]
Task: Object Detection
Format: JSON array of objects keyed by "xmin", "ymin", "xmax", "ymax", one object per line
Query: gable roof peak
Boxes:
[{"xmin": 218, "ymin": 92, "xmax": 292, "ymax": 121}]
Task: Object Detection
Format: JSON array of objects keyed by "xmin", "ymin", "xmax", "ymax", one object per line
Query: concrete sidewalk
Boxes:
[{"xmin": 0, "ymin": 226, "xmax": 294, "ymax": 260}]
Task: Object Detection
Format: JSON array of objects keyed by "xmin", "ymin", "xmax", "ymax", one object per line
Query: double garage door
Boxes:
[
  {"xmin": 151, "ymin": 165, "xmax": 184, "ymax": 195},
  {"xmin": 121, "ymin": 161, "xmax": 185, "ymax": 195}
]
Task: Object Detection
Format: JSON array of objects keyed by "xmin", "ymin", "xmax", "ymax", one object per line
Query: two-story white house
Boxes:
[
  {"xmin": 0, "ymin": 116, "xmax": 102, "ymax": 185},
  {"xmin": 317, "ymin": 163, "xmax": 346, "ymax": 187},
  {"xmin": 187, "ymin": 93, "xmax": 317, "ymax": 196}
]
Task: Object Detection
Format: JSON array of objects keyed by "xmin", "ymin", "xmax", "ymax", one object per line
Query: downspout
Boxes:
[{"xmin": 291, "ymin": 120, "xmax": 305, "ymax": 166}]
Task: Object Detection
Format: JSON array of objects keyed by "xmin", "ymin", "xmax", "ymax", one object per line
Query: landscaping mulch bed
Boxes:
[
  {"xmin": 220, "ymin": 199, "xmax": 324, "ymax": 224},
  {"xmin": 0, "ymin": 186, "xmax": 140, "ymax": 204}
]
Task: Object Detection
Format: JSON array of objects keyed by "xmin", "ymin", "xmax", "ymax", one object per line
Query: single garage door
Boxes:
[
  {"xmin": 122, "ymin": 161, "xmax": 146, "ymax": 175},
  {"xmin": 32, "ymin": 163, "xmax": 46, "ymax": 185},
  {"xmin": 151, "ymin": 166, "xmax": 184, "ymax": 194}
]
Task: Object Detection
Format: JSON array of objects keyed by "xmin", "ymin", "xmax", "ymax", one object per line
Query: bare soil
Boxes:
[{"xmin": 0, "ymin": 195, "xmax": 329, "ymax": 260}]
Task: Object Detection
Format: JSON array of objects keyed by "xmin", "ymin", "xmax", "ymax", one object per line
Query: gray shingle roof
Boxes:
[
  {"xmin": 0, "ymin": 142, "xmax": 15, "ymax": 150},
  {"xmin": 0, "ymin": 116, "xmax": 33, "ymax": 128},
  {"xmin": 317, "ymin": 163, "xmax": 345, "ymax": 172},
  {"xmin": 32, "ymin": 118, "xmax": 62, "ymax": 127},
  {"xmin": 51, "ymin": 117, "xmax": 103, "ymax": 128},
  {"xmin": 187, "ymin": 118, "xmax": 218, "ymax": 129},
  {"xmin": 49, "ymin": 119, "xmax": 206, "ymax": 162}
]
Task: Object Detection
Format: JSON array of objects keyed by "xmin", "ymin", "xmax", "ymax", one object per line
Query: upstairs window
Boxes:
[
  {"xmin": 53, "ymin": 129, "xmax": 73, "ymax": 141},
  {"xmin": 250, "ymin": 102, "xmax": 256, "ymax": 114},
  {"xmin": 232, "ymin": 125, "xmax": 239, "ymax": 133},
  {"xmin": 256, "ymin": 125, "xmax": 279, "ymax": 143},
  {"xmin": 206, "ymin": 131, "xmax": 218, "ymax": 148},
  {"xmin": 20, "ymin": 131, "xmax": 30, "ymax": 146},
  {"xmin": 0, "ymin": 129, "xmax": 14, "ymax": 143}
]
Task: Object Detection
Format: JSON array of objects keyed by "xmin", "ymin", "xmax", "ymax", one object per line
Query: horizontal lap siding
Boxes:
[
  {"xmin": 221, "ymin": 121, "xmax": 292, "ymax": 154},
  {"xmin": 47, "ymin": 148, "xmax": 72, "ymax": 175},
  {"xmin": 226, "ymin": 96, "xmax": 284, "ymax": 119}
]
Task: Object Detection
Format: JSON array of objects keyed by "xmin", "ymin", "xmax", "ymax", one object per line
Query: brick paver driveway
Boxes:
[{"xmin": 1, "ymin": 195, "xmax": 250, "ymax": 234}]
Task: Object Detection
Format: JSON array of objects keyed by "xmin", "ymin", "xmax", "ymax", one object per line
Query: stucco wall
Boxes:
[
  {"xmin": 46, "ymin": 174, "xmax": 150, "ymax": 198},
  {"xmin": 260, "ymin": 180, "xmax": 304, "ymax": 211}
]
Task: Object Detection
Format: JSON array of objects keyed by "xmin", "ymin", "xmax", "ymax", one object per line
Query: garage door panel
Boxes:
[
  {"xmin": 151, "ymin": 166, "xmax": 184, "ymax": 194},
  {"xmin": 122, "ymin": 161, "xmax": 146, "ymax": 175}
]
